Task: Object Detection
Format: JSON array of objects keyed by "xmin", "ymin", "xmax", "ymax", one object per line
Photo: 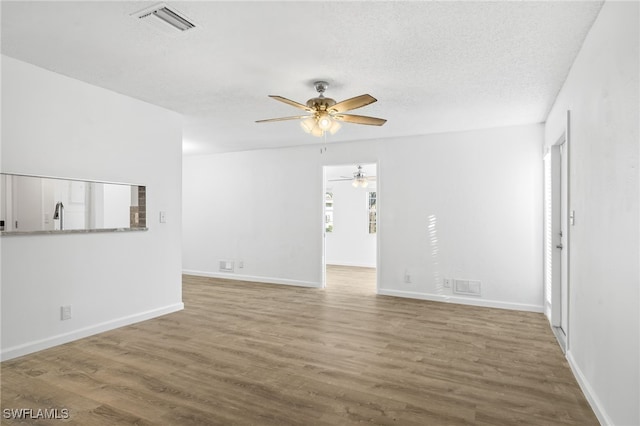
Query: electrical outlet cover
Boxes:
[{"xmin": 61, "ymin": 305, "xmax": 72, "ymax": 320}]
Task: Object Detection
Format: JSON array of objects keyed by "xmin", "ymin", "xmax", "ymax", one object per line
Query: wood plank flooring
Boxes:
[{"xmin": 1, "ymin": 266, "xmax": 597, "ymax": 425}]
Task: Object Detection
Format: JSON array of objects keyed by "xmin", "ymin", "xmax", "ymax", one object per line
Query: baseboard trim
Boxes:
[
  {"xmin": 551, "ymin": 326, "xmax": 567, "ymax": 354},
  {"xmin": 326, "ymin": 262, "xmax": 376, "ymax": 268},
  {"xmin": 566, "ymin": 350, "xmax": 612, "ymax": 426},
  {"xmin": 377, "ymin": 289, "xmax": 543, "ymax": 313},
  {"xmin": 183, "ymin": 269, "xmax": 320, "ymax": 288},
  {"xmin": 1, "ymin": 303, "xmax": 184, "ymax": 362}
]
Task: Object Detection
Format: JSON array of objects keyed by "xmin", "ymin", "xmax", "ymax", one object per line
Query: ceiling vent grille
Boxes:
[{"xmin": 131, "ymin": 3, "xmax": 196, "ymax": 32}]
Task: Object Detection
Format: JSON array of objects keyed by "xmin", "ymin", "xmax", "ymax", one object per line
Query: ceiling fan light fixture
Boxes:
[
  {"xmin": 328, "ymin": 120, "xmax": 341, "ymax": 135},
  {"xmin": 351, "ymin": 165, "xmax": 369, "ymax": 187},
  {"xmin": 301, "ymin": 114, "xmax": 340, "ymax": 137},
  {"xmin": 310, "ymin": 124, "xmax": 324, "ymax": 137},
  {"xmin": 318, "ymin": 113, "xmax": 332, "ymax": 131},
  {"xmin": 300, "ymin": 117, "xmax": 315, "ymax": 134},
  {"xmin": 352, "ymin": 177, "xmax": 369, "ymax": 188}
]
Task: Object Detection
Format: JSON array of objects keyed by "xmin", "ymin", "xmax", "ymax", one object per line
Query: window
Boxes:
[
  {"xmin": 325, "ymin": 192, "xmax": 334, "ymax": 232},
  {"xmin": 368, "ymin": 191, "xmax": 377, "ymax": 234}
]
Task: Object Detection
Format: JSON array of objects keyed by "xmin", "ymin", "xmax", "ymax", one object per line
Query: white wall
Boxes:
[
  {"xmin": 183, "ymin": 123, "xmax": 543, "ymax": 311},
  {"xmin": 182, "ymin": 146, "xmax": 323, "ymax": 287},
  {"xmin": 325, "ymin": 173, "xmax": 377, "ymax": 268},
  {"xmin": 544, "ymin": 2, "xmax": 639, "ymax": 425},
  {"xmin": 1, "ymin": 56, "xmax": 184, "ymax": 360}
]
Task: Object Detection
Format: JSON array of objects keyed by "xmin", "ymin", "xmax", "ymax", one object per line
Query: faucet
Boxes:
[{"xmin": 53, "ymin": 202, "xmax": 64, "ymax": 230}]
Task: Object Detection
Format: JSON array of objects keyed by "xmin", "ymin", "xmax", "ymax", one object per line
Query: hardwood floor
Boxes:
[{"xmin": 1, "ymin": 266, "xmax": 597, "ymax": 425}]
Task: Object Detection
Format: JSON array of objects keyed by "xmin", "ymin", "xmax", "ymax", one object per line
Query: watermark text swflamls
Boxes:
[{"xmin": 3, "ymin": 408, "xmax": 70, "ymax": 420}]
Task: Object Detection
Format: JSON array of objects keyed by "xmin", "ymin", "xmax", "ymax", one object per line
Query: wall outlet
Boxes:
[
  {"xmin": 61, "ymin": 305, "xmax": 72, "ymax": 320},
  {"xmin": 404, "ymin": 271, "xmax": 412, "ymax": 283},
  {"xmin": 219, "ymin": 260, "xmax": 234, "ymax": 272},
  {"xmin": 238, "ymin": 260, "xmax": 244, "ymax": 269},
  {"xmin": 443, "ymin": 278, "xmax": 451, "ymax": 288}
]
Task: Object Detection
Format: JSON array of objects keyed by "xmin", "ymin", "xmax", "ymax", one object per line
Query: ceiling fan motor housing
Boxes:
[
  {"xmin": 307, "ymin": 81, "xmax": 336, "ymax": 112},
  {"xmin": 306, "ymin": 97, "xmax": 336, "ymax": 111}
]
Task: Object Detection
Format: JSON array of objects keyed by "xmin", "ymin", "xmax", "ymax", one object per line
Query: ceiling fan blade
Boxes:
[
  {"xmin": 328, "ymin": 178, "xmax": 352, "ymax": 182},
  {"xmin": 255, "ymin": 115, "xmax": 310, "ymax": 123},
  {"xmin": 333, "ymin": 114, "xmax": 387, "ymax": 126},
  {"xmin": 330, "ymin": 94, "xmax": 377, "ymax": 113},
  {"xmin": 269, "ymin": 95, "xmax": 312, "ymax": 112}
]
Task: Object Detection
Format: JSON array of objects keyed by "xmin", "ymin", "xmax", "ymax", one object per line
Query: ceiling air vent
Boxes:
[{"xmin": 131, "ymin": 3, "xmax": 196, "ymax": 33}]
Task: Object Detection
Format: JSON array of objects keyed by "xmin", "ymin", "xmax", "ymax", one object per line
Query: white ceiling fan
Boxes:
[{"xmin": 328, "ymin": 165, "xmax": 376, "ymax": 188}]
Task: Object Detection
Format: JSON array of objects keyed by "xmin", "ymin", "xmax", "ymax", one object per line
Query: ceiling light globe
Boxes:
[
  {"xmin": 300, "ymin": 118, "xmax": 315, "ymax": 133},
  {"xmin": 329, "ymin": 120, "xmax": 342, "ymax": 135},
  {"xmin": 318, "ymin": 115, "xmax": 332, "ymax": 131},
  {"xmin": 311, "ymin": 124, "xmax": 324, "ymax": 137}
]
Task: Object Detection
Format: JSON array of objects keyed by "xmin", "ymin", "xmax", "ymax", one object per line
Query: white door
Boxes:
[
  {"xmin": 559, "ymin": 141, "xmax": 569, "ymax": 337},
  {"xmin": 544, "ymin": 137, "xmax": 569, "ymax": 348}
]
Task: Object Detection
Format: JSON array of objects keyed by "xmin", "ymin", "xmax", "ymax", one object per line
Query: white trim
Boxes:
[
  {"xmin": 566, "ymin": 350, "xmax": 612, "ymax": 426},
  {"xmin": 1, "ymin": 303, "xmax": 184, "ymax": 361},
  {"xmin": 564, "ymin": 109, "xmax": 571, "ymax": 352},
  {"xmin": 552, "ymin": 326, "xmax": 567, "ymax": 354},
  {"xmin": 0, "ymin": 171, "xmax": 144, "ymax": 187},
  {"xmin": 321, "ymin": 161, "xmax": 380, "ymax": 292},
  {"xmin": 183, "ymin": 269, "xmax": 320, "ymax": 288},
  {"xmin": 378, "ymin": 289, "xmax": 543, "ymax": 313},
  {"xmin": 375, "ymin": 159, "xmax": 381, "ymax": 295},
  {"xmin": 326, "ymin": 261, "xmax": 377, "ymax": 268}
]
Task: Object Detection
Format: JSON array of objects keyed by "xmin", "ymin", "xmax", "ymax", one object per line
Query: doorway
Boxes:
[
  {"xmin": 322, "ymin": 163, "xmax": 378, "ymax": 293},
  {"xmin": 544, "ymin": 133, "xmax": 569, "ymax": 351}
]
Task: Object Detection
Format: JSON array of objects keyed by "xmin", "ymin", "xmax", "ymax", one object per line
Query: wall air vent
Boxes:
[
  {"xmin": 453, "ymin": 279, "xmax": 482, "ymax": 296},
  {"xmin": 131, "ymin": 3, "xmax": 196, "ymax": 33}
]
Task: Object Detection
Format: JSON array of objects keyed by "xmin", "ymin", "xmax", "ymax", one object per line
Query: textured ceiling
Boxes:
[{"xmin": 1, "ymin": 1, "xmax": 603, "ymax": 155}]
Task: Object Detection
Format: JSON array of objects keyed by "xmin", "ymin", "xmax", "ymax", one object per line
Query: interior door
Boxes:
[
  {"xmin": 545, "ymin": 137, "xmax": 569, "ymax": 350},
  {"xmin": 559, "ymin": 141, "xmax": 569, "ymax": 337},
  {"xmin": 545, "ymin": 146, "xmax": 562, "ymax": 329}
]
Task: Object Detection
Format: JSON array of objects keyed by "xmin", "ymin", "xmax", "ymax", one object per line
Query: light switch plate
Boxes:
[{"xmin": 61, "ymin": 305, "xmax": 72, "ymax": 320}]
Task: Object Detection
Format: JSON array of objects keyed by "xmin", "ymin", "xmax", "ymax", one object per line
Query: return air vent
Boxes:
[
  {"xmin": 131, "ymin": 3, "xmax": 196, "ymax": 32},
  {"xmin": 453, "ymin": 279, "xmax": 481, "ymax": 296}
]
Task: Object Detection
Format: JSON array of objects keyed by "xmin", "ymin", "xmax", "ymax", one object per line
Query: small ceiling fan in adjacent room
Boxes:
[
  {"xmin": 256, "ymin": 81, "xmax": 387, "ymax": 137},
  {"xmin": 329, "ymin": 165, "xmax": 376, "ymax": 188}
]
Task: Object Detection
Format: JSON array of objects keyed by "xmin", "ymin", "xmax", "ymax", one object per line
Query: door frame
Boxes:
[
  {"xmin": 546, "ymin": 111, "xmax": 571, "ymax": 352},
  {"xmin": 321, "ymin": 162, "xmax": 380, "ymax": 293}
]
